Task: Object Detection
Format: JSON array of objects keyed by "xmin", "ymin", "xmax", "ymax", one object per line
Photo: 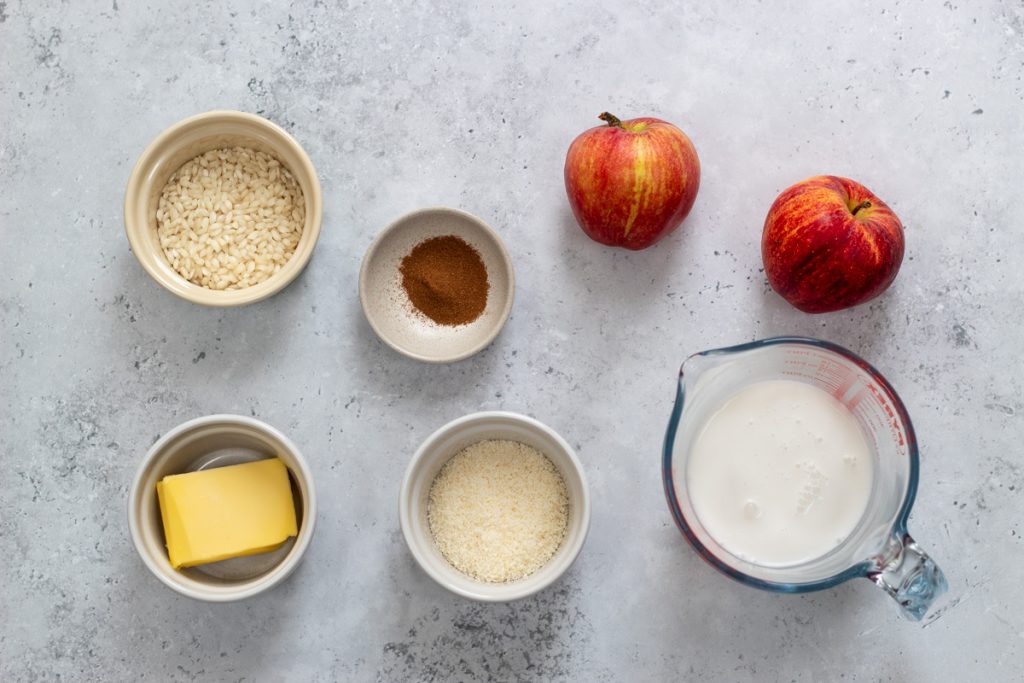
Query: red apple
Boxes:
[
  {"xmin": 564, "ymin": 113, "xmax": 700, "ymax": 250},
  {"xmin": 761, "ymin": 176, "xmax": 905, "ymax": 313}
]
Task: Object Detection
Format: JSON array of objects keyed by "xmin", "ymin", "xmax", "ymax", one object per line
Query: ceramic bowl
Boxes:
[
  {"xmin": 124, "ymin": 110, "xmax": 323, "ymax": 306},
  {"xmin": 359, "ymin": 207, "xmax": 514, "ymax": 363},
  {"xmin": 128, "ymin": 415, "xmax": 317, "ymax": 602},
  {"xmin": 399, "ymin": 411, "xmax": 590, "ymax": 601}
]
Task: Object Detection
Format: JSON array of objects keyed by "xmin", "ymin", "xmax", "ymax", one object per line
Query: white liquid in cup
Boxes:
[{"xmin": 686, "ymin": 380, "xmax": 874, "ymax": 567}]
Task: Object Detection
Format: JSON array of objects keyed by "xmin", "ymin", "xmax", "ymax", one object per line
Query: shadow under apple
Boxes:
[{"xmin": 552, "ymin": 205, "xmax": 701, "ymax": 330}]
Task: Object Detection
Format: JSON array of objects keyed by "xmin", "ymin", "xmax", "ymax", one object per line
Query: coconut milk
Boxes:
[{"xmin": 686, "ymin": 379, "xmax": 873, "ymax": 566}]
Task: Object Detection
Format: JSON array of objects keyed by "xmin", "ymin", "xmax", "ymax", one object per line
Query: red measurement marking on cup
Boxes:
[
  {"xmin": 867, "ymin": 383, "xmax": 906, "ymax": 452},
  {"xmin": 814, "ymin": 357, "xmax": 857, "ymax": 399},
  {"xmin": 845, "ymin": 391, "xmax": 865, "ymax": 412}
]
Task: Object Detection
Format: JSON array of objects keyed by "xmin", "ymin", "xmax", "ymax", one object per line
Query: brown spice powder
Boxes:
[{"xmin": 399, "ymin": 235, "xmax": 489, "ymax": 326}]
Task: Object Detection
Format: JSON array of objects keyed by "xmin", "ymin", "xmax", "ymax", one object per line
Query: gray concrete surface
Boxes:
[{"xmin": 2, "ymin": 0, "xmax": 1022, "ymax": 680}]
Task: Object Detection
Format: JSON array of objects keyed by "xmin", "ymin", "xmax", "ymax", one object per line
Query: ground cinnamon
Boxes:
[{"xmin": 399, "ymin": 235, "xmax": 489, "ymax": 326}]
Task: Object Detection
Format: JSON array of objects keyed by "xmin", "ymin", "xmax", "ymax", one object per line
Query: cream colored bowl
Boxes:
[
  {"xmin": 124, "ymin": 111, "xmax": 323, "ymax": 306},
  {"xmin": 127, "ymin": 415, "xmax": 317, "ymax": 602},
  {"xmin": 399, "ymin": 411, "xmax": 590, "ymax": 601},
  {"xmin": 359, "ymin": 207, "xmax": 515, "ymax": 363}
]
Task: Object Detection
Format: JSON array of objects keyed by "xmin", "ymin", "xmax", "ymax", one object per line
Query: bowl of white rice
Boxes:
[
  {"xmin": 399, "ymin": 411, "xmax": 591, "ymax": 601},
  {"xmin": 124, "ymin": 110, "xmax": 322, "ymax": 306}
]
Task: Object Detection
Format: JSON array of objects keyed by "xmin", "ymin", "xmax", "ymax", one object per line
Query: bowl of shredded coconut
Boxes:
[{"xmin": 399, "ymin": 411, "xmax": 590, "ymax": 601}]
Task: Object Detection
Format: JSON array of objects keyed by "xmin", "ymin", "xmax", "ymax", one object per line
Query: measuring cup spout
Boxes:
[{"xmin": 868, "ymin": 531, "xmax": 948, "ymax": 621}]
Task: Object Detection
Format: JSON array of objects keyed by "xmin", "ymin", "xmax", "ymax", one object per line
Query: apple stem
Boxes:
[
  {"xmin": 599, "ymin": 112, "xmax": 625, "ymax": 129},
  {"xmin": 851, "ymin": 200, "xmax": 872, "ymax": 216}
]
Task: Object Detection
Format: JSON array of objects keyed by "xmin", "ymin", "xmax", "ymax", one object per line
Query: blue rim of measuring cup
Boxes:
[{"xmin": 661, "ymin": 336, "xmax": 920, "ymax": 593}]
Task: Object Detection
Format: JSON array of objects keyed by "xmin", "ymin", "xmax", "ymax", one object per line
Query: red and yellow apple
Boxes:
[
  {"xmin": 761, "ymin": 176, "xmax": 905, "ymax": 313},
  {"xmin": 564, "ymin": 113, "xmax": 700, "ymax": 250}
]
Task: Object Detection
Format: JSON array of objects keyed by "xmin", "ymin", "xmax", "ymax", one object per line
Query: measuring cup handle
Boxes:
[{"xmin": 868, "ymin": 532, "xmax": 948, "ymax": 621}]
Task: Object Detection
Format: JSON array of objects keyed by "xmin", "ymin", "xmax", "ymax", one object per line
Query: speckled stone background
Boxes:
[{"xmin": 2, "ymin": 0, "xmax": 1022, "ymax": 680}]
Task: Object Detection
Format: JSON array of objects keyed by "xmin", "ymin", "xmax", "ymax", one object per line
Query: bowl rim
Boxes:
[
  {"xmin": 123, "ymin": 110, "xmax": 323, "ymax": 307},
  {"xmin": 358, "ymin": 206, "xmax": 516, "ymax": 363},
  {"xmin": 127, "ymin": 413, "xmax": 318, "ymax": 602},
  {"xmin": 398, "ymin": 410, "xmax": 591, "ymax": 601}
]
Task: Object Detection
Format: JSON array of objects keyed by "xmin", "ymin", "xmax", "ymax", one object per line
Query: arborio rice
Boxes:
[{"xmin": 156, "ymin": 147, "xmax": 305, "ymax": 290}]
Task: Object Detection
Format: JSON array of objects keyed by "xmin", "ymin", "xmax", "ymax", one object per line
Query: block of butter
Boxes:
[{"xmin": 156, "ymin": 457, "xmax": 298, "ymax": 569}]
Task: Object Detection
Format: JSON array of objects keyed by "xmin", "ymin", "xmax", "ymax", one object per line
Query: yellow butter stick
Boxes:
[{"xmin": 156, "ymin": 458, "xmax": 298, "ymax": 569}]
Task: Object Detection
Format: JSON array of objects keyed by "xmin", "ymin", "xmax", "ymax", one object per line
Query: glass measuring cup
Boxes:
[{"xmin": 662, "ymin": 337, "xmax": 947, "ymax": 620}]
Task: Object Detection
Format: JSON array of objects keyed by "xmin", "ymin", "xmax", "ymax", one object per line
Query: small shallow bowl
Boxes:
[
  {"xmin": 128, "ymin": 415, "xmax": 317, "ymax": 602},
  {"xmin": 399, "ymin": 411, "xmax": 590, "ymax": 601},
  {"xmin": 124, "ymin": 110, "xmax": 323, "ymax": 307},
  {"xmin": 359, "ymin": 207, "xmax": 515, "ymax": 363}
]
